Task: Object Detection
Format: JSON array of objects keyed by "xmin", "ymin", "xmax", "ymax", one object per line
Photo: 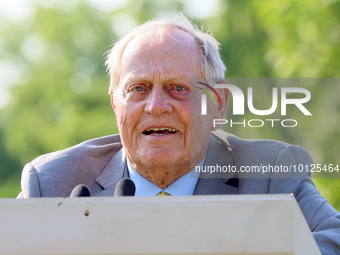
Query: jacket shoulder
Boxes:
[
  {"xmin": 212, "ymin": 129, "xmax": 313, "ymax": 178},
  {"xmin": 212, "ymin": 129, "xmax": 289, "ymax": 153},
  {"xmin": 22, "ymin": 134, "xmax": 123, "ymax": 197},
  {"xmin": 32, "ymin": 134, "xmax": 122, "ymax": 166}
]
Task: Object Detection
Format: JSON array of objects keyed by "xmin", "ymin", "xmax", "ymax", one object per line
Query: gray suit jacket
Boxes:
[{"xmin": 17, "ymin": 129, "xmax": 340, "ymax": 254}]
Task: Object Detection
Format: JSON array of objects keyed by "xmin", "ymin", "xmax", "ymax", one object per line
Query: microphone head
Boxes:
[
  {"xmin": 114, "ymin": 178, "xmax": 136, "ymax": 196},
  {"xmin": 70, "ymin": 185, "xmax": 91, "ymax": 197}
]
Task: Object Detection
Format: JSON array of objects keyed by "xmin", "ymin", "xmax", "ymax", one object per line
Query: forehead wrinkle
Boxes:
[
  {"xmin": 124, "ymin": 69, "xmax": 191, "ymax": 85},
  {"xmin": 122, "ymin": 55, "xmax": 197, "ymax": 84},
  {"xmin": 120, "ymin": 69, "xmax": 153, "ymax": 85}
]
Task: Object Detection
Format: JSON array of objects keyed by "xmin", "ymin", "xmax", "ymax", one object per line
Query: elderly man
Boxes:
[{"xmin": 17, "ymin": 14, "xmax": 339, "ymax": 253}]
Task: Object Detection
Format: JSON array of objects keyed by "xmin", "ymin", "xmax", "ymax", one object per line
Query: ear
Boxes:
[
  {"xmin": 213, "ymin": 80, "xmax": 230, "ymax": 130},
  {"xmin": 110, "ymin": 91, "xmax": 116, "ymax": 111}
]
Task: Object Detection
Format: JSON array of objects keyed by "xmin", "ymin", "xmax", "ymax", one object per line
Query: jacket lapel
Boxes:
[
  {"xmin": 211, "ymin": 129, "xmax": 270, "ymax": 194},
  {"xmin": 194, "ymin": 135, "xmax": 238, "ymax": 195},
  {"xmin": 92, "ymin": 148, "xmax": 129, "ymax": 196}
]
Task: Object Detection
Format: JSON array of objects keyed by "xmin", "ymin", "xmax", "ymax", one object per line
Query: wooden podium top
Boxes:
[{"xmin": 0, "ymin": 194, "xmax": 320, "ymax": 255}]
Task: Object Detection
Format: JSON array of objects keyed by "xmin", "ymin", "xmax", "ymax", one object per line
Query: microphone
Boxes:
[
  {"xmin": 114, "ymin": 178, "xmax": 136, "ymax": 196},
  {"xmin": 69, "ymin": 185, "xmax": 91, "ymax": 197}
]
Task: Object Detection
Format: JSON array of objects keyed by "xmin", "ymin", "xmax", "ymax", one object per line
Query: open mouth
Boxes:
[{"xmin": 143, "ymin": 127, "xmax": 178, "ymax": 136}]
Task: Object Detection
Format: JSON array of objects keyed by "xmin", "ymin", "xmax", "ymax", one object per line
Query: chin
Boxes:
[{"xmin": 140, "ymin": 149, "xmax": 185, "ymax": 168}]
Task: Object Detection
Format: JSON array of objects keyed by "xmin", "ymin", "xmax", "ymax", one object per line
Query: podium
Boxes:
[{"xmin": 0, "ymin": 194, "xmax": 320, "ymax": 255}]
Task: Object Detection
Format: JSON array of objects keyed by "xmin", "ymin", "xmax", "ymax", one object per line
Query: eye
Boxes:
[
  {"xmin": 134, "ymin": 86, "xmax": 144, "ymax": 92},
  {"xmin": 174, "ymin": 85, "xmax": 185, "ymax": 91}
]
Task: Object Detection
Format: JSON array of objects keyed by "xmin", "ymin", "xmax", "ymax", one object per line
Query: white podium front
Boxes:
[{"xmin": 0, "ymin": 194, "xmax": 320, "ymax": 255}]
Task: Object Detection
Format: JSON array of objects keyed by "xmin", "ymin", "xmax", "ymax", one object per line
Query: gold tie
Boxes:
[{"xmin": 156, "ymin": 191, "xmax": 172, "ymax": 196}]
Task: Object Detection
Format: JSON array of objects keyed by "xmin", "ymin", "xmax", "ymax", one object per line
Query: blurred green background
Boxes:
[{"xmin": 0, "ymin": 0, "xmax": 339, "ymax": 210}]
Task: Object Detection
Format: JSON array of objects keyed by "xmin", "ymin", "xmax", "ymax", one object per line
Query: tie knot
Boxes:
[{"xmin": 156, "ymin": 191, "xmax": 172, "ymax": 196}]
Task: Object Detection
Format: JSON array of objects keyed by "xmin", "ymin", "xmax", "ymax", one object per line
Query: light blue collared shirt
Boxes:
[{"xmin": 127, "ymin": 158, "xmax": 204, "ymax": 197}]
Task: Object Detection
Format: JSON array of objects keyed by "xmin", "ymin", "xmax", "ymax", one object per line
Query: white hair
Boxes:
[{"xmin": 105, "ymin": 12, "xmax": 226, "ymax": 94}]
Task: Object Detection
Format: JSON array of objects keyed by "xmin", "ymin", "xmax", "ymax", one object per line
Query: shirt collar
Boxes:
[{"xmin": 127, "ymin": 158, "xmax": 204, "ymax": 197}]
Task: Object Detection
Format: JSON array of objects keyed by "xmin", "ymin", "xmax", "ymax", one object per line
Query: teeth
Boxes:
[{"xmin": 145, "ymin": 127, "xmax": 177, "ymax": 132}]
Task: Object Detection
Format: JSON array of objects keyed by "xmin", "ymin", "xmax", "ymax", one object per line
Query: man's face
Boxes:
[{"xmin": 112, "ymin": 28, "xmax": 221, "ymax": 180}]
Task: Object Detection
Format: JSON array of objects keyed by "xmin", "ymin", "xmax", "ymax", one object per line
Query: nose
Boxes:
[{"xmin": 145, "ymin": 87, "xmax": 173, "ymax": 115}]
